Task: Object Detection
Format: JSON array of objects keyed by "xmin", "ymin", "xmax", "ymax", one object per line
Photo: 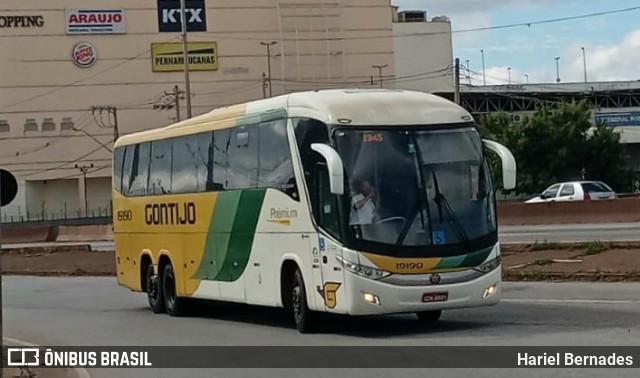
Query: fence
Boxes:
[{"xmin": 1, "ymin": 202, "xmax": 112, "ymax": 224}]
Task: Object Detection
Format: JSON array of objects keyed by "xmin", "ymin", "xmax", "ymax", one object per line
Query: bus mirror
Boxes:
[
  {"xmin": 483, "ymin": 139, "xmax": 517, "ymax": 190},
  {"xmin": 311, "ymin": 143, "xmax": 344, "ymax": 195}
]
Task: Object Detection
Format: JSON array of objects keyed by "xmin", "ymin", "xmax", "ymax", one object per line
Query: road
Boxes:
[
  {"xmin": 2, "ymin": 222, "xmax": 640, "ymax": 251},
  {"xmin": 4, "ymin": 277, "xmax": 640, "ymax": 378},
  {"xmin": 499, "ymin": 222, "xmax": 640, "ymax": 243}
]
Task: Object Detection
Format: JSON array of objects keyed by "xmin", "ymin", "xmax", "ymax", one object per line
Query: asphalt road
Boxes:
[
  {"xmin": 499, "ymin": 222, "xmax": 640, "ymax": 243},
  {"xmin": 4, "ymin": 277, "xmax": 640, "ymax": 378}
]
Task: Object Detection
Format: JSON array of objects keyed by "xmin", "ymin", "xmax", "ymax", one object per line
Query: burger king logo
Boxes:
[{"xmin": 72, "ymin": 42, "xmax": 97, "ymax": 68}]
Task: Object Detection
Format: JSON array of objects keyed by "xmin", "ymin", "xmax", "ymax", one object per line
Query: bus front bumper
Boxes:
[{"xmin": 344, "ymin": 267, "xmax": 502, "ymax": 315}]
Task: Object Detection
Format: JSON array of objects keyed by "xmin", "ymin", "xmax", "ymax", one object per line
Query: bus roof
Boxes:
[{"xmin": 115, "ymin": 89, "xmax": 472, "ymax": 147}]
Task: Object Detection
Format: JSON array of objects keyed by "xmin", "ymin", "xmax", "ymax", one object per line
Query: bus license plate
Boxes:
[{"xmin": 422, "ymin": 292, "xmax": 448, "ymax": 303}]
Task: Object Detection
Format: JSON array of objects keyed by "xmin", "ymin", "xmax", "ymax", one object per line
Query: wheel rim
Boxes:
[
  {"xmin": 147, "ymin": 273, "xmax": 158, "ymax": 303},
  {"xmin": 164, "ymin": 270, "xmax": 175, "ymax": 310},
  {"xmin": 292, "ymin": 283, "xmax": 302, "ymax": 324}
]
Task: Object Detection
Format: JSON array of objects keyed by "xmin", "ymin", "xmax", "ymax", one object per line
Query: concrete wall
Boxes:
[
  {"xmin": 1, "ymin": 0, "xmax": 403, "ymax": 218},
  {"xmin": 392, "ymin": 19, "xmax": 453, "ymax": 93}
]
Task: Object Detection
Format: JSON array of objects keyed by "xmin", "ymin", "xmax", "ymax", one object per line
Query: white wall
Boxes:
[{"xmin": 393, "ymin": 20, "xmax": 454, "ymax": 93}]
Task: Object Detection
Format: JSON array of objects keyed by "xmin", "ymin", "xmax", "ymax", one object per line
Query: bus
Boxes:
[{"xmin": 112, "ymin": 89, "xmax": 516, "ymax": 333}]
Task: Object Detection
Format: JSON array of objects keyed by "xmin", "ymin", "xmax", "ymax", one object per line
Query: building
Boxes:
[
  {"xmin": 392, "ymin": 10, "xmax": 453, "ymax": 93},
  {"xmin": 456, "ymin": 81, "xmax": 640, "ymax": 180},
  {"xmin": 2, "ymin": 0, "xmax": 455, "ymax": 221}
]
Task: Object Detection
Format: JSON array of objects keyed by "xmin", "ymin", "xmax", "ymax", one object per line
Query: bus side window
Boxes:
[
  {"xmin": 258, "ymin": 119, "xmax": 298, "ymax": 200},
  {"xmin": 228, "ymin": 125, "xmax": 258, "ymax": 189},
  {"xmin": 113, "ymin": 146, "xmax": 125, "ymax": 194},
  {"xmin": 129, "ymin": 142, "xmax": 151, "ymax": 196},
  {"xmin": 121, "ymin": 144, "xmax": 134, "ymax": 196},
  {"xmin": 212, "ymin": 129, "xmax": 231, "ymax": 190}
]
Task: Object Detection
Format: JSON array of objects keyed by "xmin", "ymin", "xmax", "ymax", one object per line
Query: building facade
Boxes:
[{"xmin": 1, "ymin": 0, "xmax": 455, "ymax": 221}]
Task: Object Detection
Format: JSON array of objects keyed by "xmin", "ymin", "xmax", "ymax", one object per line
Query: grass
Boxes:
[
  {"xmin": 529, "ymin": 258, "xmax": 555, "ymax": 266},
  {"xmin": 530, "ymin": 240, "xmax": 562, "ymax": 251},
  {"xmin": 581, "ymin": 241, "xmax": 607, "ymax": 255}
]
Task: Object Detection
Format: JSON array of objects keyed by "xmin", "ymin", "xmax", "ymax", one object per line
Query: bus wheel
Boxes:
[
  {"xmin": 291, "ymin": 269, "xmax": 318, "ymax": 333},
  {"xmin": 416, "ymin": 310, "xmax": 442, "ymax": 322},
  {"xmin": 146, "ymin": 264, "xmax": 165, "ymax": 313},
  {"xmin": 162, "ymin": 263, "xmax": 186, "ymax": 317}
]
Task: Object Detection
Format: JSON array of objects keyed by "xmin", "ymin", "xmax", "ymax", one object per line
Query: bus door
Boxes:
[{"xmin": 311, "ymin": 163, "xmax": 347, "ymax": 312}]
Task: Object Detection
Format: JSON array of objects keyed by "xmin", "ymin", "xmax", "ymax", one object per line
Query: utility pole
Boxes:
[
  {"xmin": 465, "ymin": 59, "xmax": 471, "ymax": 85},
  {"xmin": 507, "ymin": 67, "xmax": 512, "ymax": 84},
  {"xmin": 454, "ymin": 58, "xmax": 461, "ymax": 105},
  {"xmin": 480, "ymin": 49, "xmax": 487, "ymax": 86},
  {"xmin": 75, "ymin": 163, "xmax": 94, "ymax": 217},
  {"xmin": 153, "ymin": 86, "xmax": 184, "ymax": 121},
  {"xmin": 372, "ymin": 64, "xmax": 388, "ymax": 89},
  {"xmin": 180, "ymin": 0, "xmax": 192, "ymax": 118},
  {"xmin": 555, "ymin": 56, "xmax": 561, "ymax": 83},
  {"xmin": 581, "ymin": 47, "xmax": 588, "ymax": 83},
  {"xmin": 262, "ymin": 72, "xmax": 267, "ymax": 99},
  {"xmin": 260, "ymin": 41, "xmax": 277, "ymax": 97},
  {"xmin": 91, "ymin": 105, "xmax": 120, "ymax": 141}
]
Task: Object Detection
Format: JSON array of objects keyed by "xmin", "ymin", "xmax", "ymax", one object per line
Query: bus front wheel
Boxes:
[
  {"xmin": 162, "ymin": 263, "xmax": 186, "ymax": 317},
  {"xmin": 291, "ymin": 269, "xmax": 319, "ymax": 333},
  {"xmin": 146, "ymin": 264, "xmax": 165, "ymax": 313}
]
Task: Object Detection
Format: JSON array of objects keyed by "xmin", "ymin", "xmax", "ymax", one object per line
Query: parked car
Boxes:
[{"xmin": 525, "ymin": 181, "xmax": 617, "ymax": 204}]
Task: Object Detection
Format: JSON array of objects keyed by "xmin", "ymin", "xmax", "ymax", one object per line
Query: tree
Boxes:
[{"xmin": 480, "ymin": 101, "xmax": 632, "ymax": 195}]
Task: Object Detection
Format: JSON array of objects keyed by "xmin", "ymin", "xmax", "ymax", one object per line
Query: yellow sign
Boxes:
[{"xmin": 151, "ymin": 42, "xmax": 217, "ymax": 72}]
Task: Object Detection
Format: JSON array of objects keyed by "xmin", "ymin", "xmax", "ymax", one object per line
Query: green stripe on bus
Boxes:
[
  {"xmin": 214, "ymin": 189, "xmax": 266, "ymax": 281},
  {"xmin": 193, "ymin": 191, "xmax": 241, "ymax": 280},
  {"xmin": 434, "ymin": 254, "xmax": 466, "ymax": 269},
  {"xmin": 459, "ymin": 246, "xmax": 494, "ymax": 268}
]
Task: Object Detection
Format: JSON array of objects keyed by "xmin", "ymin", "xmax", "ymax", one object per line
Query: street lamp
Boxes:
[
  {"xmin": 260, "ymin": 41, "xmax": 277, "ymax": 97},
  {"xmin": 372, "ymin": 64, "xmax": 388, "ymax": 88},
  {"xmin": 507, "ymin": 67, "xmax": 512, "ymax": 84},
  {"xmin": 524, "ymin": 74, "xmax": 529, "ymax": 84},
  {"xmin": 581, "ymin": 47, "xmax": 588, "ymax": 83},
  {"xmin": 480, "ymin": 49, "xmax": 487, "ymax": 86},
  {"xmin": 179, "ymin": 0, "xmax": 192, "ymax": 118},
  {"xmin": 555, "ymin": 57, "xmax": 561, "ymax": 83}
]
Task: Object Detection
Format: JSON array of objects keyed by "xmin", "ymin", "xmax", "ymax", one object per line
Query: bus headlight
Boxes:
[
  {"xmin": 336, "ymin": 255, "xmax": 391, "ymax": 280},
  {"xmin": 473, "ymin": 255, "xmax": 501, "ymax": 274}
]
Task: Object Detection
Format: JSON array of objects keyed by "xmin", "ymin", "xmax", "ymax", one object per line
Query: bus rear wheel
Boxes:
[
  {"xmin": 291, "ymin": 269, "xmax": 319, "ymax": 333},
  {"xmin": 416, "ymin": 310, "xmax": 442, "ymax": 322},
  {"xmin": 146, "ymin": 264, "xmax": 165, "ymax": 313},
  {"xmin": 162, "ymin": 263, "xmax": 186, "ymax": 317}
]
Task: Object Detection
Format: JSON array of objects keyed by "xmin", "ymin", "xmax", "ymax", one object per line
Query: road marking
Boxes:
[
  {"xmin": 503, "ymin": 299, "xmax": 640, "ymax": 304},
  {"xmin": 3, "ymin": 336, "xmax": 91, "ymax": 378}
]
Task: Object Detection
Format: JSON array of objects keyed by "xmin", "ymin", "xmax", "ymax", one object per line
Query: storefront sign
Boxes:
[
  {"xmin": 72, "ymin": 42, "xmax": 98, "ymax": 68},
  {"xmin": 66, "ymin": 9, "xmax": 126, "ymax": 34},
  {"xmin": 151, "ymin": 42, "xmax": 217, "ymax": 72},
  {"xmin": 0, "ymin": 15, "xmax": 44, "ymax": 28},
  {"xmin": 157, "ymin": 0, "xmax": 206, "ymax": 32}
]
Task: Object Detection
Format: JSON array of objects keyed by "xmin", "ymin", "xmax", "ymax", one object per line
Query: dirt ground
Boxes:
[{"xmin": 1, "ymin": 242, "xmax": 640, "ymax": 281}]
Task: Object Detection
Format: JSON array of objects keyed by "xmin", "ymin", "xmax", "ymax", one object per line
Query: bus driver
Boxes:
[{"xmin": 349, "ymin": 180, "xmax": 376, "ymax": 225}]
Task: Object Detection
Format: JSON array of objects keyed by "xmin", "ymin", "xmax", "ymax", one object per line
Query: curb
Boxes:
[{"xmin": 3, "ymin": 337, "xmax": 91, "ymax": 378}]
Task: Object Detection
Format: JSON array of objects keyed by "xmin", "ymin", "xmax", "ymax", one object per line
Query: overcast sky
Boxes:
[{"xmin": 393, "ymin": 0, "xmax": 640, "ymax": 85}]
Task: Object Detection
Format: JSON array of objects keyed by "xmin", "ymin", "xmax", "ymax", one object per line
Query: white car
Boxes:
[{"xmin": 525, "ymin": 181, "xmax": 617, "ymax": 204}]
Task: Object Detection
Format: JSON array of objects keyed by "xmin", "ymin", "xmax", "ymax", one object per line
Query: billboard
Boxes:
[
  {"xmin": 157, "ymin": 0, "xmax": 206, "ymax": 32},
  {"xmin": 66, "ymin": 9, "xmax": 125, "ymax": 34},
  {"xmin": 151, "ymin": 42, "xmax": 217, "ymax": 72},
  {"xmin": 594, "ymin": 112, "xmax": 640, "ymax": 127}
]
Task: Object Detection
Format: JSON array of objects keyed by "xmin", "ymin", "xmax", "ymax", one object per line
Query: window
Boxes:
[
  {"xmin": 197, "ymin": 132, "xmax": 214, "ymax": 191},
  {"xmin": 113, "ymin": 147, "xmax": 126, "ymax": 193},
  {"xmin": 0, "ymin": 120, "xmax": 9, "ymax": 133},
  {"xmin": 582, "ymin": 182, "xmax": 607, "ymax": 193},
  {"xmin": 542, "ymin": 184, "xmax": 560, "ymax": 198},
  {"xmin": 559, "ymin": 184, "xmax": 575, "ymax": 197},
  {"xmin": 122, "ymin": 145, "xmax": 134, "ymax": 195},
  {"xmin": 129, "ymin": 142, "xmax": 151, "ymax": 196},
  {"xmin": 258, "ymin": 120, "xmax": 297, "ymax": 199},
  {"xmin": 293, "ymin": 118, "xmax": 331, "ymax": 207},
  {"xmin": 228, "ymin": 125, "xmax": 258, "ymax": 189},
  {"xmin": 172, "ymin": 135, "xmax": 199, "ymax": 193},
  {"xmin": 149, "ymin": 139, "xmax": 173, "ymax": 195},
  {"xmin": 212, "ymin": 129, "xmax": 230, "ymax": 190}
]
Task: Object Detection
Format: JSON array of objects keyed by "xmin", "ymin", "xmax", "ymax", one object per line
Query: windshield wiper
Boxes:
[{"xmin": 430, "ymin": 169, "xmax": 471, "ymax": 245}]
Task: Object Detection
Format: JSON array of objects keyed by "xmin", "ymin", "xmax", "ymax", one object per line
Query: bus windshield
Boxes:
[{"xmin": 334, "ymin": 125, "xmax": 496, "ymax": 250}]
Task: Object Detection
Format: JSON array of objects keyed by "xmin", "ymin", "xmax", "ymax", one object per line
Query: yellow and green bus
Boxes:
[{"xmin": 112, "ymin": 89, "xmax": 516, "ymax": 333}]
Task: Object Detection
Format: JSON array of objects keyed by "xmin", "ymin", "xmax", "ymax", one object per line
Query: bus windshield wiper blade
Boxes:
[{"xmin": 431, "ymin": 170, "xmax": 470, "ymax": 245}]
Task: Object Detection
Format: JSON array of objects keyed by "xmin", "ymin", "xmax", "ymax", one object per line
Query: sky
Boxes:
[{"xmin": 394, "ymin": 0, "xmax": 640, "ymax": 85}]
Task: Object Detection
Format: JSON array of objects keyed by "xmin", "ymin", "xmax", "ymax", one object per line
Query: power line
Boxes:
[
  {"xmin": 20, "ymin": 142, "xmax": 113, "ymax": 178},
  {"xmin": 0, "ymin": 36, "xmax": 181, "ymax": 112}
]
